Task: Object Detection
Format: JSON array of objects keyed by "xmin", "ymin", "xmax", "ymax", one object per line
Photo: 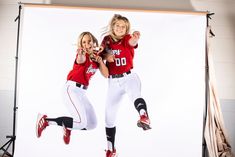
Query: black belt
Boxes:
[
  {"xmin": 109, "ymin": 71, "xmax": 131, "ymax": 79},
  {"xmin": 76, "ymin": 83, "xmax": 88, "ymax": 90}
]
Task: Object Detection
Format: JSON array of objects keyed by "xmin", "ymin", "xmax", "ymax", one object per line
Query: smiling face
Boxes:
[
  {"xmin": 108, "ymin": 14, "xmax": 130, "ymax": 41},
  {"xmin": 113, "ymin": 19, "xmax": 127, "ymax": 38},
  {"xmin": 81, "ymin": 34, "xmax": 93, "ymax": 51}
]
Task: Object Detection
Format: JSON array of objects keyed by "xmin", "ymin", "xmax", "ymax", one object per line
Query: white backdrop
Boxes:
[{"xmin": 15, "ymin": 5, "xmax": 207, "ymax": 157}]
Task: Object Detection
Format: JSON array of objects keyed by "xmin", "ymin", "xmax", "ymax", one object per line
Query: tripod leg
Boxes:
[
  {"xmin": 0, "ymin": 140, "xmax": 11, "ymax": 149},
  {"xmin": 0, "ymin": 139, "xmax": 13, "ymax": 157}
]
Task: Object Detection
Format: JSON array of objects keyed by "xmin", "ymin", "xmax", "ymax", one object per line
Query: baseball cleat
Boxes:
[
  {"xmin": 63, "ymin": 124, "xmax": 71, "ymax": 145},
  {"xmin": 105, "ymin": 149, "xmax": 117, "ymax": 157},
  {"xmin": 36, "ymin": 113, "xmax": 49, "ymax": 138},
  {"xmin": 137, "ymin": 113, "xmax": 151, "ymax": 130}
]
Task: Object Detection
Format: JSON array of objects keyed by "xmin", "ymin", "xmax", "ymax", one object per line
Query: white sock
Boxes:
[
  {"xmin": 107, "ymin": 141, "xmax": 113, "ymax": 150},
  {"xmin": 139, "ymin": 109, "xmax": 146, "ymax": 116},
  {"xmin": 48, "ymin": 121, "xmax": 57, "ymax": 125}
]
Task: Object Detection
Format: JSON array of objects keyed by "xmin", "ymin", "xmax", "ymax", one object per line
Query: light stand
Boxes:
[{"xmin": 0, "ymin": 4, "xmax": 22, "ymax": 157}]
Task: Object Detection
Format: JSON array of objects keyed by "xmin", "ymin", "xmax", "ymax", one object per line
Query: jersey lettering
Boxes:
[{"xmin": 86, "ymin": 64, "xmax": 97, "ymax": 74}]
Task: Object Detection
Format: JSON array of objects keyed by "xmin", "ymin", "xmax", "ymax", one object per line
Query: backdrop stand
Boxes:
[
  {"xmin": 202, "ymin": 12, "xmax": 215, "ymax": 157},
  {"xmin": 0, "ymin": 3, "xmax": 22, "ymax": 157}
]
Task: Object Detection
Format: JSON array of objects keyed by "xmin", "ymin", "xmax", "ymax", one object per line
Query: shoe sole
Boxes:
[
  {"xmin": 36, "ymin": 113, "xmax": 44, "ymax": 138},
  {"xmin": 137, "ymin": 121, "xmax": 152, "ymax": 130}
]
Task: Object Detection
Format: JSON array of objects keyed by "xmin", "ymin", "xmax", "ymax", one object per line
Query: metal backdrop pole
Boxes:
[{"xmin": 0, "ymin": 3, "xmax": 22, "ymax": 157}]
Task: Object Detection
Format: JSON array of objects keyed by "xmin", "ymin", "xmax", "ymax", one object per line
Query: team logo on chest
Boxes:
[
  {"xmin": 112, "ymin": 49, "xmax": 121, "ymax": 55},
  {"xmin": 86, "ymin": 65, "xmax": 97, "ymax": 74}
]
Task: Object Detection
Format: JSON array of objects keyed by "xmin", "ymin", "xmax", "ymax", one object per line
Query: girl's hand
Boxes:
[
  {"xmin": 76, "ymin": 47, "xmax": 86, "ymax": 64},
  {"xmin": 93, "ymin": 55, "xmax": 103, "ymax": 64},
  {"xmin": 77, "ymin": 47, "xmax": 86, "ymax": 55},
  {"xmin": 96, "ymin": 46, "xmax": 104, "ymax": 54},
  {"xmin": 129, "ymin": 31, "xmax": 140, "ymax": 46},
  {"xmin": 132, "ymin": 31, "xmax": 140, "ymax": 40}
]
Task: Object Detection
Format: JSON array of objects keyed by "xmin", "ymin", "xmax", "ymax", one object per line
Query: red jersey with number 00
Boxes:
[
  {"xmin": 67, "ymin": 53, "xmax": 99, "ymax": 86},
  {"xmin": 101, "ymin": 34, "xmax": 137, "ymax": 75}
]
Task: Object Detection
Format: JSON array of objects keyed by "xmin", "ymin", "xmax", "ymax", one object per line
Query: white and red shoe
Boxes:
[
  {"xmin": 36, "ymin": 114, "xmax": 49, "ymax": 138},
  {"xmin": 106, "ymin": 149, "xmax": 117, "ymax": 157},
  {"xmin": 63, "ymin": 124, "xmax": 71, "ymax": 145},
  {"xmin": 137, "ymin": 113, "xmax": 151, "ymax": 130}
]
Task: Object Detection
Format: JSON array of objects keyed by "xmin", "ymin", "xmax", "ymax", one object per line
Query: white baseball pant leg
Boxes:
[
  {"xmin": 105, "ymin": 72, "xmax": 142, "ymax": 128},
  {"xmin": 63, "ymin": 81, "xmax": 97, "ymax": 130}
]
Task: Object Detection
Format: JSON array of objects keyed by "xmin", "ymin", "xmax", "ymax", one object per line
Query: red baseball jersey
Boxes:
[
  {"xmin": 101, "ymin": 34, "xmax": 137, "ymax": 75},
  {"xmin": 67, "ymin": 53, "xmax": 99, "ymax": 86}
]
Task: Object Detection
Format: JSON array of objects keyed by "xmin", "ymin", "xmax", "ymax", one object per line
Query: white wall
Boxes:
[{"xmin": 0, "ymin": 0, "xmax": 235, "ymax": 156}]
